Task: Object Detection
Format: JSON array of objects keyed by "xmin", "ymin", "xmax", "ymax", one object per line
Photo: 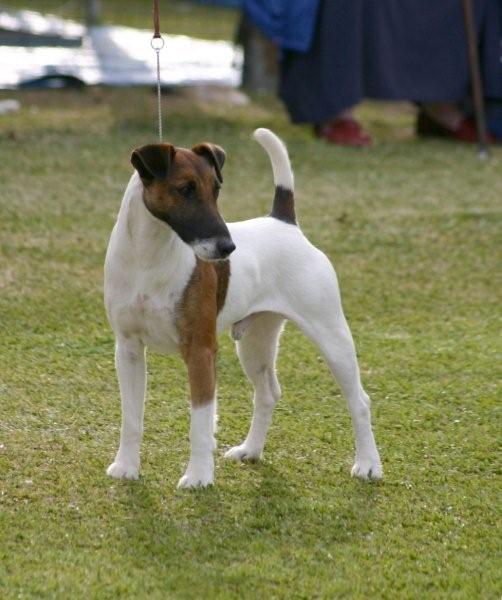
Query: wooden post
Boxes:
[
  {"xmin": 84, "ymin": 0, "xmax": 101, "ymax": 26},
  {"xmin": 237, "ymin": 14, "xmax": 278, "ymax": 94},
  {"xmin": 462, "ymin": 0, "xmax": 489, "ymax": 158}
]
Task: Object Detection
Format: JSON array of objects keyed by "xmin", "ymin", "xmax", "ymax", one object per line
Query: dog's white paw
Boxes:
[
  {"xmin": 106, "ymin": 461, "xmax": 139, "ymax": 480},
  {"xmin": 177, "ymin": 460, "xmax": 214, "ymax": 489},
  {"xmin": 224, "ymin": 444, "xmax": 261, "ymax": 462},
  {"xmin": 177, "ymin": 470, "xmax": 213, "ymax": 490},
  {"xmin": 351, "ymin": 454, "xmax": 382, "ymax": 480}
]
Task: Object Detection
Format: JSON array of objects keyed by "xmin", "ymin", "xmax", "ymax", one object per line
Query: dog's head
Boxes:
[{"xmin": 131, "ymin": 142, "xmax": 235, "ymax": 261}]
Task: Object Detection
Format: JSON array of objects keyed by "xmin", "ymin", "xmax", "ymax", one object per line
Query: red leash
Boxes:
[{"xmin": 153, "ymin": 0, "xmax": 161, "ymax": 39}]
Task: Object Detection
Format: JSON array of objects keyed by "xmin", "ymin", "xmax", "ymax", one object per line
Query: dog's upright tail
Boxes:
[{"xmin": 253, "ymin": 128, "xmax": 296, "ymax": 225}]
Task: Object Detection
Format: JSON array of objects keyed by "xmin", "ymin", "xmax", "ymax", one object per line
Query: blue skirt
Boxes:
[{"xmin": 279, "ymin": 0, "xmax": 502, "ymax": 123}]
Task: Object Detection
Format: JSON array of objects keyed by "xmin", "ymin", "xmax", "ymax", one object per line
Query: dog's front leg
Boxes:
[
  {"xmin": 178, "ymin": 347, "xmax": 216, "ymax": 489},
  {"xmin": 107, "ymin": 337, "xmax": 146, "ymax": 480}
]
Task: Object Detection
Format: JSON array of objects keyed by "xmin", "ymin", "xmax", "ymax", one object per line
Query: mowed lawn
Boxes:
[{"xmin": 0, "ymin": 84, "xmax": 500, "ymax": 600}]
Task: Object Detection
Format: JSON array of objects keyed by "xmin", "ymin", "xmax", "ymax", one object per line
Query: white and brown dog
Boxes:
[{"xmin": 104, "ymin": 128, "xmax": 382, "ymax": 489}]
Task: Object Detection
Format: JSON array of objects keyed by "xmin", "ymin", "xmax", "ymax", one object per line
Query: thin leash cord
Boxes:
[
  {"xmin": 151, "ymin": 0, "xmax": 164, "ymax": 141},
  {"xmin": 155, "ymin": 47, "xmax": 163, "ymax": 141}
]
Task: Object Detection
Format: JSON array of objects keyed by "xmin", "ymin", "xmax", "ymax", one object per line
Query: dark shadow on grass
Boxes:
[{"xmin": 117, "ymin": 458, "xmax": 384, "ymax": 580}]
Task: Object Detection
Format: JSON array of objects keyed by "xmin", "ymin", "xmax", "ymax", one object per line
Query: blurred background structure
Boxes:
[
  {"xmin": 0, "ymin": 1, "xmax": 242, "ymax": 89},
  {"xmin": 2, "ymin": 0, "xmax": 499, "ymax": 147}
]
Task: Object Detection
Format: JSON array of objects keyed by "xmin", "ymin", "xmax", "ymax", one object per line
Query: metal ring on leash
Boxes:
[{"xmin": 151, "ymin": 36, "xmax": 165, "ymax": 51}]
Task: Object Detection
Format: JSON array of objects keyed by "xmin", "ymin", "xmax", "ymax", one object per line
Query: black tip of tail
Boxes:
[{"xmin": 270, "ymin": 186, "xmax": 296, "ymax": 225}]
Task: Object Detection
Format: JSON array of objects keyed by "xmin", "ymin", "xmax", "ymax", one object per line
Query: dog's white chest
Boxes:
[
  {"xmin": 104, "ymin": 184, "xmax": 197, "ymax": 355},
  {"xmin": 110, "ymin": 287, "xmax": 181, "ymax": 354}
]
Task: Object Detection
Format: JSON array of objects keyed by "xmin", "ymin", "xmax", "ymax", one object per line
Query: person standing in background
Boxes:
[{"xmin": 243, "ymin": 0, "xmax": 502, "ymax": 146}]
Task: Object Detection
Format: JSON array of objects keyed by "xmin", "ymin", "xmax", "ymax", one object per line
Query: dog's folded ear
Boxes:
[
  {"xmin": 131, "ymin": 143, "xmax": 176, "ymax": 184},
  {"xmin": 192, "ymin": 143, "xmax": 226, "ymax": 183}
]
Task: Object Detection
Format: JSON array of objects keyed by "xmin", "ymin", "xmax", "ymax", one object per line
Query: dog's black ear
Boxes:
[
  {"xmin": 192, "ymin": 143, "xmax": 226, "ymax": 183},
  {"xmin": 131, "ymin": 143, "xmax": 176, "ymax": 184}
]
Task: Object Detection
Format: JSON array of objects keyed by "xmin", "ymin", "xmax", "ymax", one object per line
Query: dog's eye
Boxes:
[{"xmin": 177, "ymin": 181, "xmax": 196, "ymax": 198}]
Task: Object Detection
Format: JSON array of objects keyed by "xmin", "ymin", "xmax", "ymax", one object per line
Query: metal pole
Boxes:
[
  {"xmin": 84, "ymin": 0, "xmax": 101, "ymax": 27},
  {"xmin": 462, "ymin": 0, "xmax": 489, "ymax": 159}
]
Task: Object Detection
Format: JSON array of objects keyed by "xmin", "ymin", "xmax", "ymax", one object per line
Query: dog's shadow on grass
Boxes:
[{"xmin": 119, "ymin": 460, "xmax": 382, "ymax": 566}]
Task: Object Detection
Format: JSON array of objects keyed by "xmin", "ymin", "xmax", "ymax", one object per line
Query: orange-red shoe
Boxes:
[
  {"xmin": 315, "ymin": 119, "xmax": 372, "ymax": 147},
  {"xmin": 417, "ymin": 111, "xmax": 497, "ymax": 144}
]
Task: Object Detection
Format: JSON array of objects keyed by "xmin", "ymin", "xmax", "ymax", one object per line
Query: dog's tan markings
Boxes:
[
  {"xmin": 177, "ymin": 258, "xmax": 230, "ymax": 407},
  {"xmin": 192, "ymin": 143, "xmax": 225, "ymax": 183},
  {"xmin": 138, "ymin": 148, "xmax": 226, "ymax": 244},
  {"xmin": 214, "ymin": 260, "xmax": 230, "ymax": 314}
]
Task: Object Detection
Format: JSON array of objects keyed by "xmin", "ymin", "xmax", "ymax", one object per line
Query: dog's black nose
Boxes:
[{"xmin": 217, "ymin": 238, "xmax": 236, "ymax": 258}]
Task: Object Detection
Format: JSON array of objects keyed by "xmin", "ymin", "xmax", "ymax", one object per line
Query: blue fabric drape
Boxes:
[{"xmin": 243, "ymin": 0, "xmax": 321, "ymax": 52}]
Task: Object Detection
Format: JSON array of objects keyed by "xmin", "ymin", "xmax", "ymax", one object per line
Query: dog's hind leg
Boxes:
[
  {"xmin": 294, "ymin": 312, "xmax": 382, "ymax": 480},
  {"xmin": 225, "ymin": 312, "xmax": 285, "ymax": 462},
  {"xmin": 107, "ymin": 337, "xmax": 146, "ymax": 480}
]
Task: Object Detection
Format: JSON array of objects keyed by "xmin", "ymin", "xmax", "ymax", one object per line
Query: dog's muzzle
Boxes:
[{"xmin": 191, "ymin": 237, "xmax": 236, "ymax": 261}]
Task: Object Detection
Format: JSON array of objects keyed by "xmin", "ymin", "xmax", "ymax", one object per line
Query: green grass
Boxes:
[
  {"xmin": 1, "ymin": 0, "xmax": 239, "ymax": 40},
  {"xmin": 0, "ymin": 86, "xmax": 501, "ymax": 599}
]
